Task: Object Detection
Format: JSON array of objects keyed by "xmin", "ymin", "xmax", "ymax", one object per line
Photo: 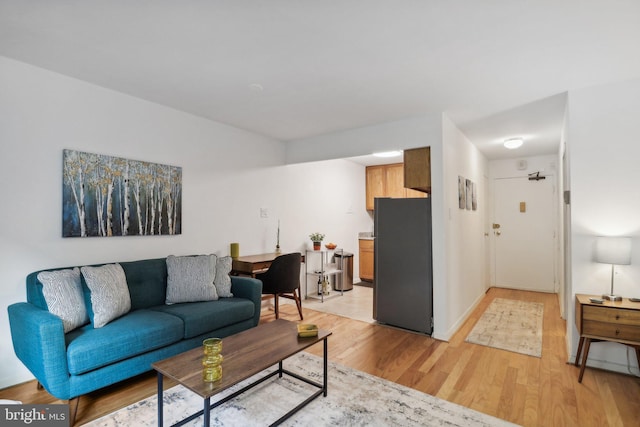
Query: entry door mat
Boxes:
[
  {"xmin": 465, "ymin": 298, "xmax": 543, "ymax": 357},
  {"xmin": 83, "ymin": 352, "xmax": 517, "ymax": 426}
]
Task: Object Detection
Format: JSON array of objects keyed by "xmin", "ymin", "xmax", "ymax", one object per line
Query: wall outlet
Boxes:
[{"xmin": 260, "ymin": 208, "xmax": 268, "ymax": 218}]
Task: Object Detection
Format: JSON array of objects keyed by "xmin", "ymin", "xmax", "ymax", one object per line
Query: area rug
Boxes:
[
  {"xmin": 82, "ymin": 352, "xmax": 517, "ymax": 427},
  {"xmin": 465, "ymin": 298, "xmax": 543, "ymax": 357}
]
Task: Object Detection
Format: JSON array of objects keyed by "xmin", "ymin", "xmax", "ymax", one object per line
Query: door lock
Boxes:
[{"xmin": 492, "ymin": 223, "xmax": 501, "ymax": 229}]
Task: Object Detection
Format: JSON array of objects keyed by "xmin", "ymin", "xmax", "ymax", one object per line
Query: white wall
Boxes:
[
  {"xmin": 281, "ymin": 159, "xmax": 371, "ymax": 284},
  {"xmin": 0, "ymin": 56, "xmax": 372, "ymax": 388},
  {"xmin": 286, "ymin": 115, "xmax": 443, "ymax": 164},
  {"xmin": 440, "ymin": 115, "xmax": 489, "ymax": 339},
  {"xmin": 567, "ymin": 77, "xmax": 640, "ymax": 374}
]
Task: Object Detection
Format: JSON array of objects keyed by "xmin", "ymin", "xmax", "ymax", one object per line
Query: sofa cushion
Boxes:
[
  {"xmin": 166, "ymin": 255, "xmax": 218, "ymax": 304},
  {"xmin": 37, "ymin": 267, "xmax": 89, "ymax": 333},
  {"xmin": 65, "ymin": 310, "xmax": 184, "ymax": 375},
  {"xmin": 81, "ymin": 264, "xmax": 131, "ymax": 328},
  {"xmin": 151, "ymin": 298, "xmax": 255, "ymax": 339},
  {"xmin": 214, "ymin": 256, "xmax": 234, "ymax": 298},
  {"xmin": 120, "ymin": 258, "xmax": 167, "ymax": 310}
]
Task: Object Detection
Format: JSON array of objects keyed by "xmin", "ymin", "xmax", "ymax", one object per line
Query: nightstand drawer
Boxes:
[
  {"xmin": 583, "ymin": 305, "xmax": 640, "ymax": 326},
  {"xmin": 583, "ymin": 320, "xmax": 640, "ymax": 341}
]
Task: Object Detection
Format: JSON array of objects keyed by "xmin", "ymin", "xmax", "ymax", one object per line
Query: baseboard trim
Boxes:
[
  {"xmin": 570, "ymin": 354, "xmax": 640, "ymax": 377},
  {"xmin": 434, "ymin": 290, "xmax": 486, "ymax": 342}
]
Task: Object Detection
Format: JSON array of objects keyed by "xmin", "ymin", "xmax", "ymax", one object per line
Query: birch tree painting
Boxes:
[{"xmin": 63, "ymin": 149, "xmax": 182, "ymax": 237}]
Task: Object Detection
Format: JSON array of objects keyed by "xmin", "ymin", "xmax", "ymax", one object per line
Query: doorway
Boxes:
[{"xmin": 493, "ymin": 175, "xmax": 556, "ymax": 292}]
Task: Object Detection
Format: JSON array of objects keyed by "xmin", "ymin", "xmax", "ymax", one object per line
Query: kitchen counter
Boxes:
[{"xmin": 358, "ymin": 231, "xmax": 374, "ymax": 240}]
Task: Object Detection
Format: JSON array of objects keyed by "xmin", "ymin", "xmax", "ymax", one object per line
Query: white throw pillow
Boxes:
[
  {"xmin": 214, "ymin": 256, "xmax": 234, "ymax": 298},
  {"xmin": 37, "ymin": 267, "xmax": 89, "ymax": 333},
  {"xmin": 166, "ymin": 255, "xmax": 218, "ymax": 304},
  {"xmin": 81, "ymin": 264, "xmax": 131, "ymax": 328}
]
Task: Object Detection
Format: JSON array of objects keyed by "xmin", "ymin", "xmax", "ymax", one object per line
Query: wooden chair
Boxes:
[{"xmin": 255, "ymin": 252, "xmax": 303, "ymax": 320}]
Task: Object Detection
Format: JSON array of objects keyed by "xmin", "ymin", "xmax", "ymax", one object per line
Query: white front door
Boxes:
[{"xmin": 493, "ymin": 176, "xmax": 556, "ymax": 292}]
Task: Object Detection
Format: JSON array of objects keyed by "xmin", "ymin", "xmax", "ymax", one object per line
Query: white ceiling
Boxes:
[{"xmin": 2, "ymin": 1, "xmax": 639, "ymax": 161}]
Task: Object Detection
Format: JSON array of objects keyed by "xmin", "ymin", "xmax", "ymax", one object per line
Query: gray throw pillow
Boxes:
[
  {"xmin": 37, "ymin": 267, "xmax": 89, "ymax": 333},
  {"xmin": 166, "ymin": 255, "xmax": 218, "ymax": 304},
  {"xmin": 81, "ymin": 264, "xmax": 131, "ymax": 328},
  {"xmin": 214, "ymin": 256, "xmax": 234, "ymax": 298}
]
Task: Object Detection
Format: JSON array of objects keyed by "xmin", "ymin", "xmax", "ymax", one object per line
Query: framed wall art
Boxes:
[
  {"xmin": 62, "ymin": 149, "xmax": 182, "ymax": 237},
  {"xmin": 458, "ymin": 176, "xmax": 466, "ymax": 209},
  {"xmin": 458, "ymin": 175, "xmax": 478, "ymax": 211}
]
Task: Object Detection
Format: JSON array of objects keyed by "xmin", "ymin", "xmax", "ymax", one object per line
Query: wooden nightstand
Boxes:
[{"xmin": 574, "ymin": 294, "xmax": 640, "ymax": 382}]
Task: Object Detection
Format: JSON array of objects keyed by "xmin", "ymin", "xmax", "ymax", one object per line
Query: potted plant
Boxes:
[{"xmin": 309, "ymin": 232, "xmax": 325, "ymax": 251}]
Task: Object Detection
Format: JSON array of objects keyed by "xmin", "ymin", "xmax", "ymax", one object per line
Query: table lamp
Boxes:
[{"xmin": 596, "ymin": 236, "xmax": 631, "ymax": 301}]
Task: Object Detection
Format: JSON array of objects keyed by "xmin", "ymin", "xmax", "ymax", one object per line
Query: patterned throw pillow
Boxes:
[
  {"xmin": 37, "ymin": 267, "xmax": 89, "ymax": 333},
  {"xmin": 214, "ymin": 256, "xmax": 234, "ymax": 298},
  {"xmin": 81, "ymin": 264, "xmax": 131, "ymax": 328},
  {"xmin": 166, "ymin": 255, "xmax": 218, "ymax": 304}
]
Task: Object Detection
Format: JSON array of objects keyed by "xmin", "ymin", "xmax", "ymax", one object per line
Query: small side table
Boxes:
[{"xmin": 574, "ymin": 294, "xmax": 640, "ymax": 382}]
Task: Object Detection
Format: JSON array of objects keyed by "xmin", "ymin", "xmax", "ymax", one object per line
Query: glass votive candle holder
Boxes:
[
  {"xmin": 202, "ymin": 353, "xmax": 223, "ymax": 382},
  {"xmin": 203, "ymin": 338, "xmax": 222, "ymax": 355}
]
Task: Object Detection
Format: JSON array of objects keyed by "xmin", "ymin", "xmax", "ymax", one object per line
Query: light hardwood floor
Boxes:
[{"xmin": 2, "ymin": 287, "xmax": 639, "ymax": 426}]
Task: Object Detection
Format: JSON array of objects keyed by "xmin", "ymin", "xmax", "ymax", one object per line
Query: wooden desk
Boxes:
[
  {"xmin": 231, "ymin": 253, "xmax": 281, "ymax": 277},
  {"xmin": 574, "ymin": 294, "xmax": 640, "ymax": 382},
  {"xmin": 231, "ymin": 252, "xmax": 305, "ymax": 277}
]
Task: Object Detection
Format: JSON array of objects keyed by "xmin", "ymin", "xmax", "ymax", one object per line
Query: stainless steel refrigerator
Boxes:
[{"xmin": 374, "ymin": 197, "xmax": 433, "ymax": 334}]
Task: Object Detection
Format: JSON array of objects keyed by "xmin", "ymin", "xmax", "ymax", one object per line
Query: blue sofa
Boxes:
[{"xmin": 7, "ymin": 257, "xmax": 262, "ymax": 411}]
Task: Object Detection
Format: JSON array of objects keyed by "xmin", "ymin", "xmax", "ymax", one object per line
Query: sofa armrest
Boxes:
[
  {"xmin": 230, "ymin": 276, "xmax": 262, "ymax": 326},
  {"xmin": 7, "ymin": 303, "xmax": 71, "ymax": 399}
]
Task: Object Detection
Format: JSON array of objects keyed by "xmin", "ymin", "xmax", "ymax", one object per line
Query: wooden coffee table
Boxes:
[{"xmin": 152, "ymin": 319, "xmax": 331, "ymax": 426}]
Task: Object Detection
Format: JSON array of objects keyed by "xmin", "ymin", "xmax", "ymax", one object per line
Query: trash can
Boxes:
[{"xmin": 332, "ymin": 252, "xmax": 354, "ymax": 291}]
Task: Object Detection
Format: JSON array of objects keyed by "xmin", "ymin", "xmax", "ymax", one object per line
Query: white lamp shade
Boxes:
[{"xmin": 595, "ymin": 237, "xmax": 632, "ymax": 265}]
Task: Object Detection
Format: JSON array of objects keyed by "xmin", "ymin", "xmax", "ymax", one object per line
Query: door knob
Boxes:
[{"xmin": 495, "ymin": 231, "xmax": 501, "ymax": 236}]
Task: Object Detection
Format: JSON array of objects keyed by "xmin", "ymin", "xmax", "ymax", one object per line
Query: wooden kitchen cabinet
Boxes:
[
  {"xmin": 384, "ymin": 164, "xmax": 406, "ymax": 199},
  {"xmin": 359, "ymin": 239, "xmax": 374, "ymax": 282},
  {"xmin": 365, "ymin": 163, "xmax": 426, "ymax": 210},
  {"xmin": 405, "ymin": 187, "xmax": 426, "ymax": 198},
  {"xmin": 365, "ymin": 165, "xmax": 385, "ymax": 210},
  {"xmin": 404, "ymin": 147, "xmax": 431, "ymax": 193}
]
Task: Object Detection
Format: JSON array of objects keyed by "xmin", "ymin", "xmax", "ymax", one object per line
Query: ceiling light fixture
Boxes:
[
  {"xmin": 504, "ymin": 138, "xmax": 523, "ymax": 149},
  {"xmin": 373, "ymin": 150, "xmax": 403, "ymax": 158}
]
